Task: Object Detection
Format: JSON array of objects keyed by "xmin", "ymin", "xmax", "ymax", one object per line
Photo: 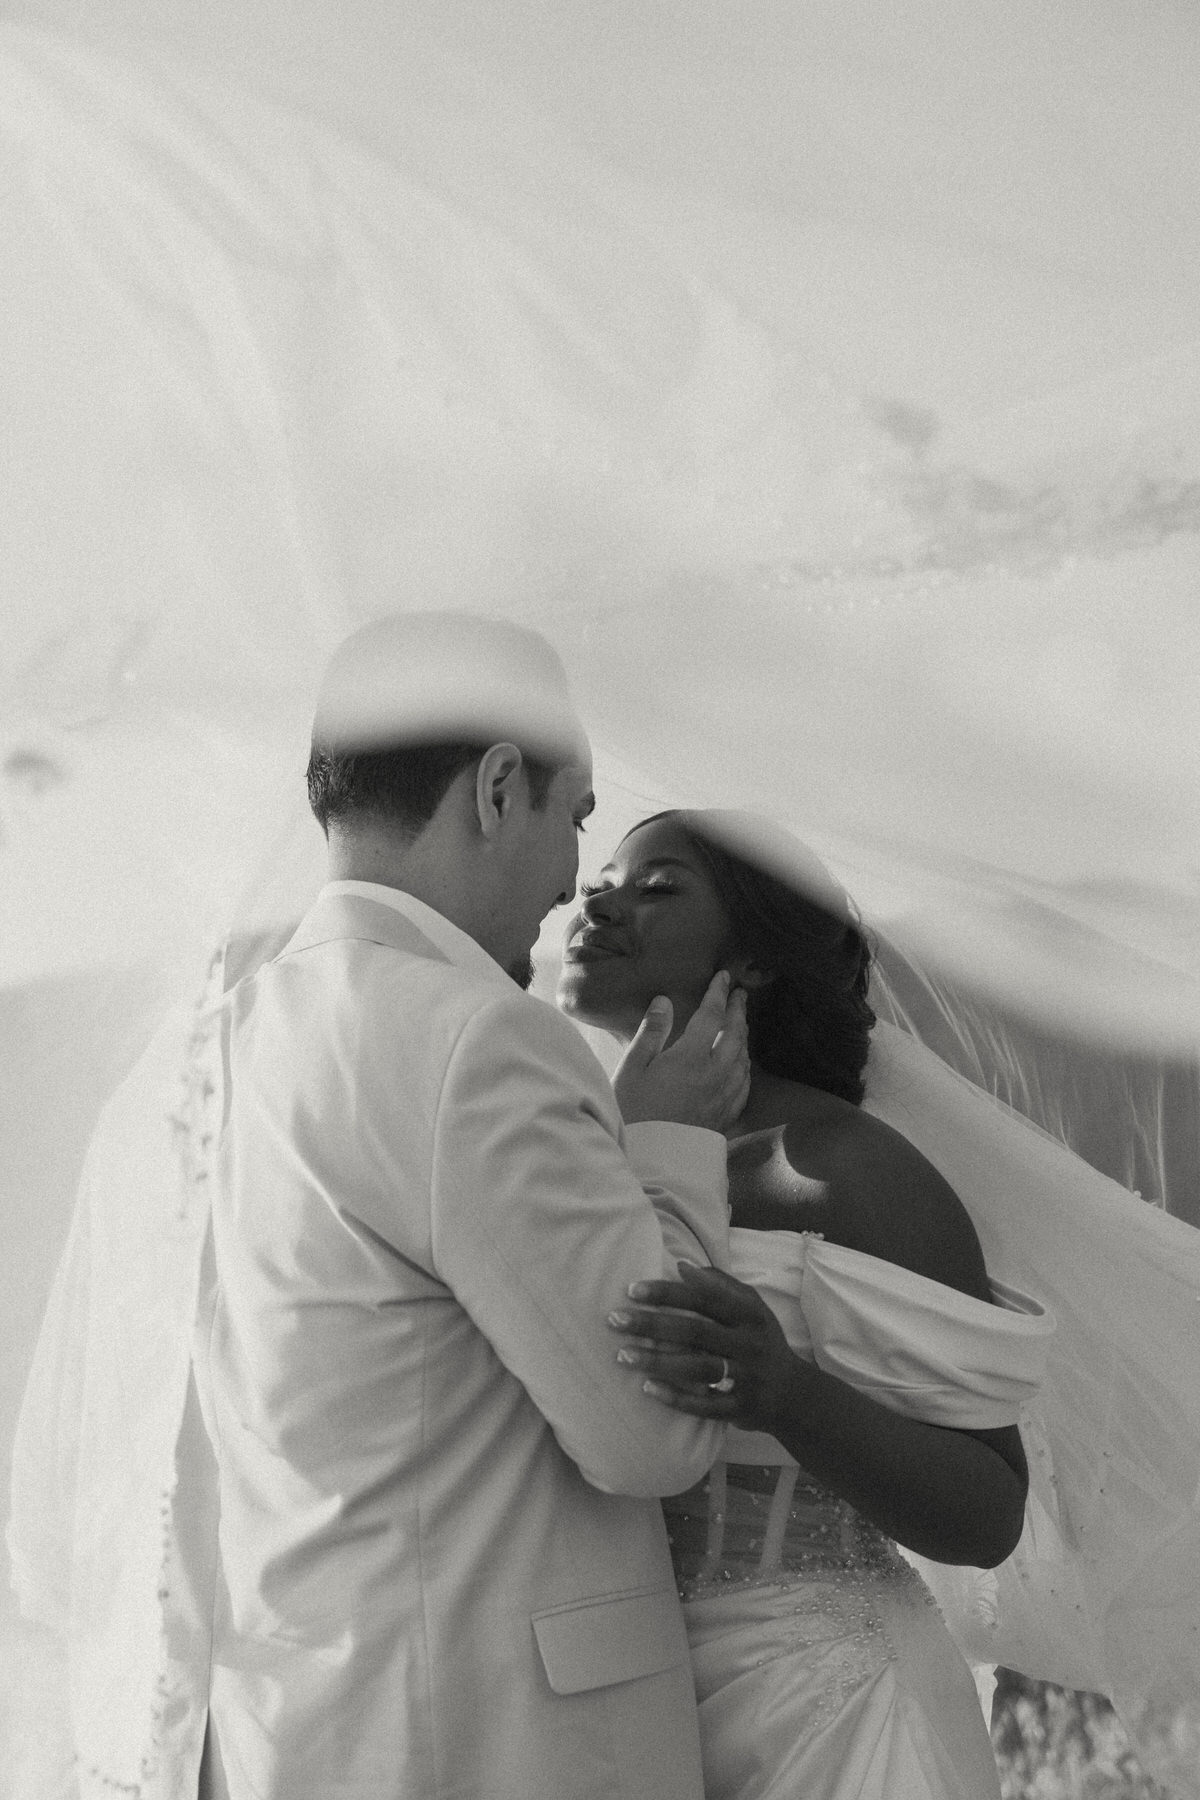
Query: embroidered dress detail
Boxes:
[
  {"xmin": 667, "ymin": 1465, "xmax": 921, "ymax": 1601},
  {"xmin": 667, "ymin": 1461, "xmax": 936, "ymax": 1750}
]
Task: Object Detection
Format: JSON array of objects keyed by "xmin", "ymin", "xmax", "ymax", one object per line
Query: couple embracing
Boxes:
[{"xmin": 198, "ymin": 611, "xmax": 1051, "ymax": 1800}]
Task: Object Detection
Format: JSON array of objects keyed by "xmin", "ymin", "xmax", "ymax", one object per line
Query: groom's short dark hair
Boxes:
[{"xmin": 306, "ymin": 739, "xmax": 557, "ymax": 838}]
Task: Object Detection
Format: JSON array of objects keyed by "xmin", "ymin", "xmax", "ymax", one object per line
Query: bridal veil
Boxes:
[{"xmin": 3, "ymin": 3, "xmax": 1200, "ymax": 1795}]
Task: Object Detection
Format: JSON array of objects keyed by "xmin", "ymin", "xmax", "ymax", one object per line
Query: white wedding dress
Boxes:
[{"xmin": 662, "ymin": 1227, "xmax": 1053, "ymax": 1800}]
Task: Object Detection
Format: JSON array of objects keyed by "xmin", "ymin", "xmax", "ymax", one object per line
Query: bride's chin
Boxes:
[{"xmin": 556, "ymin": 973, "xmax": 620, "ymax": 1031}]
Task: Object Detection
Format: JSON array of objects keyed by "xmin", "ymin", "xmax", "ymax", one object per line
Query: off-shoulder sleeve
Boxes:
[
  {"xmin": 725, "ymin": 1227, "xmax": 1053, "ymax": 1438},
  {"xmin": 798, "ymin": 1237, "xmax": 1054, "ymax": 1430}
]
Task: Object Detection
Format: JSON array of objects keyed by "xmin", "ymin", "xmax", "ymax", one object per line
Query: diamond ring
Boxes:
[{"xmin": 707, "ymin": 1358, "xmax": 735, "ymax": 1395}]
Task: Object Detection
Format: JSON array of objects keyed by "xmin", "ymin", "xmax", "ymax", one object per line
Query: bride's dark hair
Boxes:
[{"xmin": 644, "ymin": 810, "xmax": 876, "ymax": 1106}]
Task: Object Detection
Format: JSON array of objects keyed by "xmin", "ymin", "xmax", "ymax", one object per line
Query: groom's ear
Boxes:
[{"xmin": 475, "ymin": 743, "xmax": 524, "ymax": 836}]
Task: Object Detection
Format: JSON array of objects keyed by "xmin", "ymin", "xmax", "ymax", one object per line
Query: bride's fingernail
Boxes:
[
  {"xmin": 616, "ymin": 1348, "xmax": 642, "ymax": 1366},
  {"xmin": 608, "ymin": 1310, "xmax": 632, "ymax": 1328}
]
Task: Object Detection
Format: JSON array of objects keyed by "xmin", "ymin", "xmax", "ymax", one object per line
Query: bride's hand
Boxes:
[{"xmin": 607, "ymin": 1262, "xmax": 802, "ymax": 1433}]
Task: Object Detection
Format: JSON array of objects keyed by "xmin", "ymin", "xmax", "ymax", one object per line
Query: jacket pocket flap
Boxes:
[{"xmin": 531, "ymin": 1587, "xmax": 688, "ymax": 1696}]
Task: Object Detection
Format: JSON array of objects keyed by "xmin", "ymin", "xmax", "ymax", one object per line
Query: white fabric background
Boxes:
[{"xmin": 3, "ymin": 2, "xmax": 1199, "ymax": 1790}]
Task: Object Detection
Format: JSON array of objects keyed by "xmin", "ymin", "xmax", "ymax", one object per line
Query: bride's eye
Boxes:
[
  {"xmin": 637, "ymin": 882, "xmax": 677, "ymax": 897},
  {"xmin": 579, "ymin": 881, "xmax": 608, "ymax": 898}
]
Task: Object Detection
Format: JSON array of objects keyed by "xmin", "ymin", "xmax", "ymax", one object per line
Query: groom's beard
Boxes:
[{"xmin": 507, "ymin": 954, "xmax": 535, "ymax": 991}]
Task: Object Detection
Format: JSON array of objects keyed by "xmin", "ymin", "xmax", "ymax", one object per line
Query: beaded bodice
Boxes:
[
  {"xmin": 664, "ymin": 1460, "xmax": 920, "ymax": 1604},
  {"xmin": 664, "ymin": 1458, "xmax": 935, "ymax": 1739}
]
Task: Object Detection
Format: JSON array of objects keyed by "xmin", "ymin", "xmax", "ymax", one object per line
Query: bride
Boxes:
[{"xmin": 558, "ymin": 806, "xmax": 1056, "ymax": 1800}]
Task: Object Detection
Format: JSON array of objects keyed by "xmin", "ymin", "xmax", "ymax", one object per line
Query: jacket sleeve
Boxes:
[{"xmin": 427, "ymin": 992, "xmax": 730, "ymax": 1497}]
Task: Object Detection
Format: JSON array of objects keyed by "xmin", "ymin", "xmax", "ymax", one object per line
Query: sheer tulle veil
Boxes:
[
  {"xmin": 863, "ymin": 1015, "xmax": 1200, "ymax": 1789},
  {"xmin": 4, "ymin": 6, "xmax": 1200, "ymax": 1798}
]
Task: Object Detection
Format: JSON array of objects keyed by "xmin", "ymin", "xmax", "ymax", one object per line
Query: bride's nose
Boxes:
[{"xmin": 582, "ymin": 886, "xmax": 621, "ymax": 923}]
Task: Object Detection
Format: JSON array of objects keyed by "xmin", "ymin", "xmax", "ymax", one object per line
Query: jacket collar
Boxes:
[{"xmin": 281, "ymin": 880, "xmax": 516, "ymax": 991}]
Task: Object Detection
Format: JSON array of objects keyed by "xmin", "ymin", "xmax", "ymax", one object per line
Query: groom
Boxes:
[{"xmin": 198, "ymin": 612, "xmax": 746, "ymax": 1800}]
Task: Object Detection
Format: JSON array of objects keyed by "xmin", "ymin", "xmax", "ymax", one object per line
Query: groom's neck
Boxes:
[{"xmin": 327, "ymin": 820, "xmax": 480, "ymax": 945}]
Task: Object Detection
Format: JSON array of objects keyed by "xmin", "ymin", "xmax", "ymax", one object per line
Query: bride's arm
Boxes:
[{"xmin": 610, "ymin": 1262, "xmax": 1029, "ymax": 1569}]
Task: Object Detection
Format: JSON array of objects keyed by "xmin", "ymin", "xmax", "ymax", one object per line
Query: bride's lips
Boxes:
[{"xmin": 562, "ymin": 933, "xmax": 625, "ymax": 963}]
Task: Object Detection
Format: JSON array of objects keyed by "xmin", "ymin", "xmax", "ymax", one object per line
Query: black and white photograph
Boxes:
[{"xmin": 3, "ymin": 5, "xmax": 1199, "ymax": 1796}]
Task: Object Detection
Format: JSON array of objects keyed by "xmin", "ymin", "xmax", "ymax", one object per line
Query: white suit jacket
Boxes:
[{"xmin": 199, "ymin": 884, "xmax": 729, "ymax": 1800}]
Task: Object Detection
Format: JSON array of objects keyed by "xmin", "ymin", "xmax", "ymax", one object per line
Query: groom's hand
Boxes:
[{"xmin": 613, "ymin": 972, "xmax": 750, "ymax": 1133}]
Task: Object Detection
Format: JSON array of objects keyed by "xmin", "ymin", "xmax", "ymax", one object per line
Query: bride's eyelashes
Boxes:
[{"xmin": 578, "ymin": 880, "xmax": 680, "ymax": 900}]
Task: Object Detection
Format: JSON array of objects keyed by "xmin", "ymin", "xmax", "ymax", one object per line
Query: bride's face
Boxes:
[{"xmin": 556, "ymin": 817, "xmax": 736, "ymax": 1042}]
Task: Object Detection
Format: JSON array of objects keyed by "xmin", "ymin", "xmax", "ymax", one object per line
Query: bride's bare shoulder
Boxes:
[{"xmin": 732, "ymin": 1076, "xmax": 992, "ymax": 1300}]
